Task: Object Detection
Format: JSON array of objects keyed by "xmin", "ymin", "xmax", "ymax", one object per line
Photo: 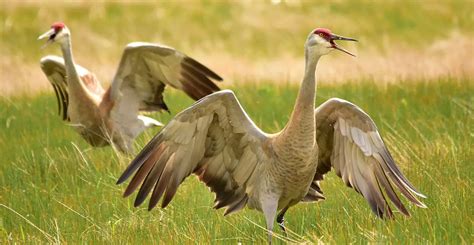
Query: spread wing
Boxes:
[
  {"xmin": 109, "ymin": 42, "xmax": 223, "ymax": 120},
  {"xmin": 40, "ymin": 55, "xmax": 105, "ymax": 121},
  {"xmin": 307, "ymin": 98, "xmax": 426, "ymax": 218},
  {"xmin": 117, "ymin": 90, "xmax": 269, "ymax": 215}
]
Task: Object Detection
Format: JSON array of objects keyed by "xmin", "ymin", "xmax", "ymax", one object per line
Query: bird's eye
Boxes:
[{"xmin": 319, "ymin": 33, "xmax": 324, "ymax": 37}]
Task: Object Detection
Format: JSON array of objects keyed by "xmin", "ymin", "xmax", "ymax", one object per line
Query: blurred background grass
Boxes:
[
  {"xmin": 2, "ymin": 1, "xmax": 473, "ymax": 60},
  {"xmin": 1, "ymin": 0, "xmax": 473, "ymax": 96},
  {"xmin": 1, "ymin": 1, "xmax": 473, "ymax": 244}
]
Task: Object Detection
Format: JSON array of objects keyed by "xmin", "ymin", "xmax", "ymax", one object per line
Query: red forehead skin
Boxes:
[
  {"xmin": 313, "ymin": 28, "xmax": 333, "ymax": 42},
  {"xmin": 313, "ymin": 28, "xmax": 332, "ymax": 36},
  {"xmin": 51, "ymin": 22, "xmax": 65, "ymax": 32}
]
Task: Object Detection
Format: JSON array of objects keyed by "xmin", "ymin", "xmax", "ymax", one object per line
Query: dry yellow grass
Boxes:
[
  {"xmin": 204, "ymin": 31, "xmax": 474, "ymax": 83},
  {"xmin": 1, "ymin": 1, "xmax": 473, "ymax": 97},
  {"xmin": 1, "ymin": 32, "xmax": 472, "ymax": 97}
]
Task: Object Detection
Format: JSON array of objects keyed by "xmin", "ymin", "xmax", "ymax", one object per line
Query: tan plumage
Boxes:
[
  {"xmin": 307, "ymin": 98, "xmax": 426, "ymax": 218},
  {"xmin": 117, "ymin": 28, "xmax": 426, "ymax": 243},
  {"xmin": 118, "ymin": 90, "xmax": 269, "ymax": 213},
  {"xmin": 39, "ymin": 23, "xmax": 222, "ymax": 153}
]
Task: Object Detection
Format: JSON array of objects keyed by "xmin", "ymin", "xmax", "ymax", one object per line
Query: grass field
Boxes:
[
  {"xmin": 1, "ymin": 79, "xmax": 472, "ymax": 243},
  {"xmin": 1, "ymin": 1, "xmax": 473, "ymax": 244}
]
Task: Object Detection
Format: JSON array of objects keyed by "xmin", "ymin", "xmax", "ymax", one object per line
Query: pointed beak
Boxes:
[
  {"xmin": 38, "ymin": 29, "xmax": 55, "ymax": 49},
  {"xmin": 38, "ymin": 28, "xmax": 55, "ymax": 40},
  {"xmin": 330, "ymin": 33, "xmax": 357, "ymax": 57}
]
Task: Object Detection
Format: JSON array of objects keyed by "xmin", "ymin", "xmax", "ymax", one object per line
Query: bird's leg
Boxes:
[
  {"xmin": 276, "ymin": 206, "xmax": 289, "ymax": 236},
  {"xmin": 261, "ymin": 196, "xmax": 279, "ymax": 244}
]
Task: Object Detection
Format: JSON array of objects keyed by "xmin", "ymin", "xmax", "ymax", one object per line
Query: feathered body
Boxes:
[
  {"xmin": 39, "ymin": 23, "xmax": 223, "ymax": 152},
  {"xmin": 117, "ymin": 28, "xmax": 426, "ymax": 243}
]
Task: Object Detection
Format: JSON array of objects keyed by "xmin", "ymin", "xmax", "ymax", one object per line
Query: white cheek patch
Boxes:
[
  {"xmin": 311, "ymin": 35, "xmax": 332, "ymax": 55},
  {"xmin": 314, "ymin": 35, "xmax": 332, "ymax": 48},
  {"xmin": 314, "ymin": 35, "xmax": 326, "ymax": 44}
]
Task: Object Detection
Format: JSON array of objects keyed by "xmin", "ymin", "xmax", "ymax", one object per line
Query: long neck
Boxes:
[
  {"xmin": 294, "ymin": 51, "xmax": 319, "ymax": 115},
  {"xmin": 284, "ymin": 50, "xmax": 319, "ymax": 135},
  {"xmin": 274, "ymin": 48, "xmax": 320, "ymax": 157},
  {"xmin": 60, "ymin": 37, "xmax": 88, "ymax": 96}
]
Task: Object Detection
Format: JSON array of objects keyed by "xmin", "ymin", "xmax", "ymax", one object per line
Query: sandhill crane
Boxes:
[
  {"xmin": 117, "ymin": 28, "xmax": 426, "ymax": 243},
  {"xmin": 38, "ymin": 22, "xmax": 222, "ymax": 153}
]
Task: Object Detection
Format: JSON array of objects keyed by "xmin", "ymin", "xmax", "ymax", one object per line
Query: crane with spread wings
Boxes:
[
  {"xmin": 38, "ymin": 22, "xmax": 222, "ymax": 153},
  {"xmin": 117, "ymin": 28, "xmax": 426, "ymax": 243}
]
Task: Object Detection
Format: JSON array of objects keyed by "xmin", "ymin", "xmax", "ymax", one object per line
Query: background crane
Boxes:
[{"xmin": 38, "ymin": 22, "xmax": 223, "ymax": 153}]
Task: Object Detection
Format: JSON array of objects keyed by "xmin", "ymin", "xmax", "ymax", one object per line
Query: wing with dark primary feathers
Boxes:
[
  {"xmin": 40, "ymin": 55, "xmax": 105, "ymax": 121},
  {"xmin": 109, "ymin": 42, "xmax": 223, "ymax": 118},
  {"xmin": 116, "ymin": 90, "xmax": 270, "ymax": 215},
  {"xmin": 306, "ymin": 98, "xmax": 426, "ymax": 218}
]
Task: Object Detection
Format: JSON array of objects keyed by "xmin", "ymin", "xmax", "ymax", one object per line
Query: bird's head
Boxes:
[
  {"xmin": 38, "ymin": 22, "xmax": 70, "ymax": 48},
  {"xmin": 306, "ymin": 28, "xmax": 357, "ymax": 57}
]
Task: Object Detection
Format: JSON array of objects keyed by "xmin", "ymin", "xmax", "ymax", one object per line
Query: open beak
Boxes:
[
  {"xmin": 330, "ymin": 33, "xmax": 357, "ymax": 57},
  {"xmin": 38, "ymin": 28, "xmax": 55, "ymax": 48}
]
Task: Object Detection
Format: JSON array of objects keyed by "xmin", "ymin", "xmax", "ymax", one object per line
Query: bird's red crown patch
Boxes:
[
  {"xmin": 314, "ymin": 28, "xmax": 332, "ymax": 36},
  {"xmin": 51, "ymin": 22, "xmax": 65, "ymax": 32}
]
